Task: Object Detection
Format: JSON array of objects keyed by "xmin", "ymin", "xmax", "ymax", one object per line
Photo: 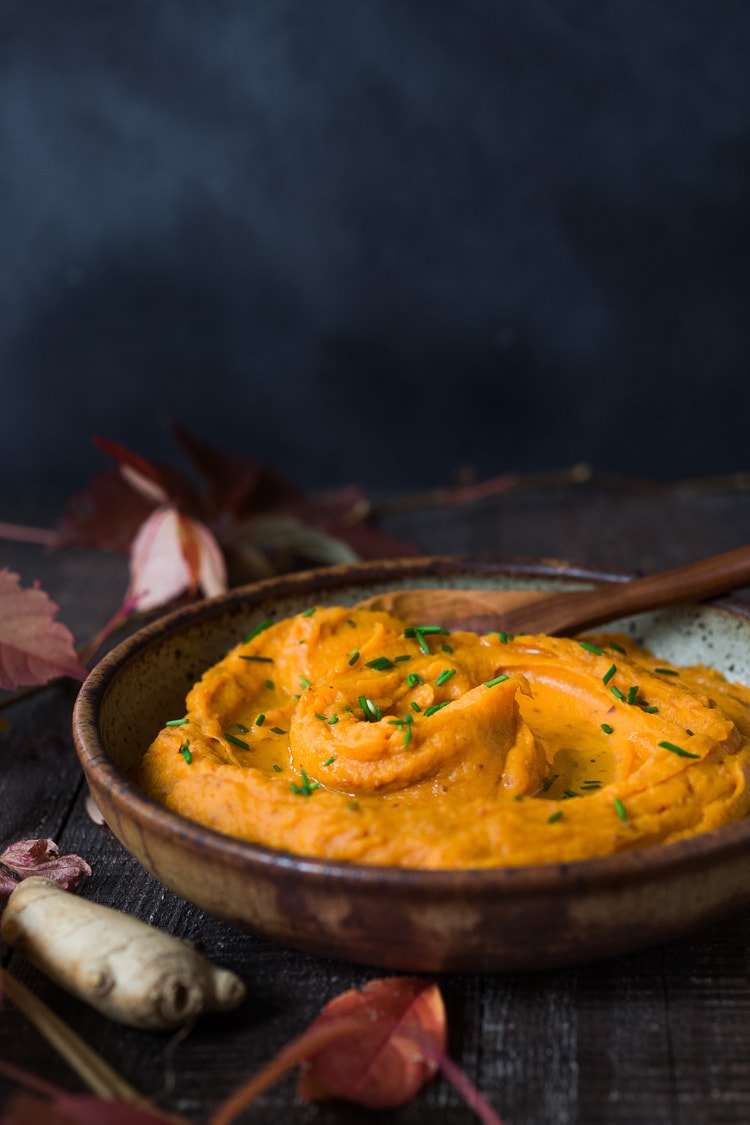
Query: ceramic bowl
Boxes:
[{"xmin": 72, "ymin": 557, "xmax": 750, "ymax": 972}]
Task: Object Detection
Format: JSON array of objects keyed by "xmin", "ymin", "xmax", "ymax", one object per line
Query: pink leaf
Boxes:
[
  {"xmin": 0, "ymin": 570, "xmax": 87, "ymax": 689},
  {"xmin": 0, "ymin": 839, "xmax": 91, "ymax": 892},
  {"xmin": 1, "ymin": 1090, "xmax": 177, "ymax": 1124},
  {"xmin": 57, "ymin": 468, "xmax": 157, "ymax": 553},
  {"xmin": 296, "ymin": 976, "xmax": 446, "ymax": 1108},
  {"xmin": 128, "ymin": 508, "xmax": 227, "ymax": 613}
]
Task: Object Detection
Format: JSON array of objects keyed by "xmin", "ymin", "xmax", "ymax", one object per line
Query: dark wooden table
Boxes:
[{"xmin": 2, "ymin": 478, "xmax": 750, "ymax": 1124}]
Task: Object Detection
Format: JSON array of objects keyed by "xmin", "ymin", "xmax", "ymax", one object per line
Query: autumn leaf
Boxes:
[
  {"xmin": 0, "ymin": 839, "xmax": 91, "ymax": 896},
  {"xmin": 127, "ymin": 507, "xmax": 227, "ymax": 612},
  {"xmin": 0, "ymin": 570, "xmax": 87, "ymax": 690},
  {"xmin": 209, "ymin": 976, "xmax": 505, "ymax": 1125},
  {"xmin": 0, "ymin": 1088, "xmax": 180, "ymax": 1125},
  {"xmin": 296, "ymin": 976, "xmax": 446, "ymax": 1107}
]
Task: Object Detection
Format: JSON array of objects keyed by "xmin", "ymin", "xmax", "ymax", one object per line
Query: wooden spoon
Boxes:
[{"xmin": 356, "ymin": 544, "xmax": 750, "ymax": 636}]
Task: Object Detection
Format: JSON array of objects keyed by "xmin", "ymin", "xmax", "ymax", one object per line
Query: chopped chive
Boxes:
[
  {"xmin": 441, "ymin": 643, "xmax": 453, "ymax": 654},
  {"xmin": 614, "ymin": 797, "xmax": 628, "ymax": 822},
  {"xmin": 166, "ymin": 717, "xmax": 189, "ymax": 727},
  {"xmin": 435, "ymin": 668, "xmax": 456, "ymax": 687},
  {"xmin": 239, "ymin": 654, "xmax": 274, "ymax": 663},
  {"xmin": 224, "ymin": 732, "xmax": 250, "ymax": 750},
  {"xmin": 344, "ymin": 704, "xmax": 353, "ymax": 713},
  {"xmin": 300, "ymin": 674, "xmax": 311, "ymax": 690},
  {"xmin": 302, "ymin": 607, "xmax": 316, "ymax": 617},
  {"xmin": 403, "ymin": 712, "xmax": 413, "ymax": 725},
  {"xmin": 388, "ymin": 719, "xmax": 405, "ymax": 729},
  {"xmin": 365, "ymin": 656, "xmax": 395, "ymax": 671},
  {"xmin": 423, "ymin": 701, "xmax": 449, "ymax": 717},
  {"xmin": 581, "ymin": 780, "xmax": 602, "ymax": 789},
  {"xmin": 328, "ymin": 714, "xmax": 339, "ymax": 725},
  {"xmin": 359, "ymin": 696, "xmax": 382, "ymax": 722},
  {"xmin": 347, "ymin": 800, "xmax": 359, "ymax": 811},
  {"xmin": 255, "ymin": 714, "xmax": 265, "ymax": 726},
  {"xmin": 659, "ymin": 740, "xmax": 701, "ymax": 759},
  {"xmin": 270, "ymin": 727, "xmax": 287, "ymax": 735},
  {"xmin": 654, "ymin": 667, "xmax": 679, "ymax": 676},
  {"xmin": 627, "ymin": 685, "xmax": 640, "ymax": 704},
  {"xmin": 609, "ymin": 642, "xmax": 627, "ymax": 655},
  {"xmin": 272, "ymin": 763, "xmax": 282, "ymax": 772},
  {"xmin": 484, "ymin": 674, "xmax": 509, "ymax": 687},
  {"xmin": 348, "ymin": 649, "xmax": 360, "ymax": 665},
  {"xmin": 404, "ymin": 725, "xmax": 412, "ymax": 748},
  {"xmin": 562, "ymin": 788, "xmax": 578, "ymax": 799},
  {"xmin": 641, "ymin": 705, "xmax": 659, "ymax": 714},
  {"xmin": 394, "ymin": 654, "xmax": 411, "ymax": 663},
  {"xmin": 601, "ymin": 723, "xmax": 614, "ymax": 734},
  {"xmin": 315, "ymin": 712, "xmax": 328, "ymax": 722},
  {"xmin": 493, "ymin": 631, "xmax": 514, "ymax": 643},
  {"xmin": 404, "ymin": 625, "xmax": 449, "ymax": 636},
  {"xmin": 323, "ymin": 755, "xmax": 336, "ymax": 766},
  {"xmin": 407, "ymin": 673, "xmax": 425, "ymax": 688},
  {"xmin": 410, "ymin": 701, "xmax": 422, "ymax": 712},
  {"xmin": 541, "ymin": 774, "xmax": 559, "ymax": 792},
  {"xmin": 244, "ymin": 617, "xmax": 274, "ymax": 643},
  {"xmin": 236, "ymin": 724, "xmax": 249, "ymax": 733},
  {"xmin": 579, "ymin": 641, "xmax": 604, "ymax": 655},
  {"xmin": 265, "ymin": 679, "xmax": 275, "ymax": 690},
  {"xmin": 602, "ymin": 664, "xmax": 617, "ymax": 686},
  {"xmin": 610, "ymin": 685, "xmax": 626, "ymax": 701},
  {"xmin": 179, "ymin": 740, "xmax": 192, "ymax": 764},
  {"xmin": 414, "ymin": 632, "xmax": 431, "ymax": 654},
  {"xmin": 548, "ymin": 811, "xmax": 564, "ymax": 824},
  {"xmin": 686, "ymin": 728, "xmax": 694, "ymax": 736}
]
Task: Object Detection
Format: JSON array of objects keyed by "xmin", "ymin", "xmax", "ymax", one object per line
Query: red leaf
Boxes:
[
  {"xmin": 210, "ymin": 977, "xmax": 506, "ymax": 1125},
  {"xmin": 1, "ymin": 1090, "xmax": 177, "ymax": 1125},
  {"xmin": 296, "ymin": 977, "xmax": 446, "ymax": 1108},
  {"xmin": 127, "ymin": 507, "xmax": 227, "ymax": 612},
  {"xmin": 0, "ymin": 838, "xmax": 91, "ymax": 893},
  {"xmin": 169, "ymin": 422, "xmax": 304, "ymax": 517},
  {"xmin": 0, "ymin": 570, "xmax": 87, "ymax": 689},
  {"xmin": 91, "ymin": 437, "xmax": 171, "ymax": 506},
  {"xmin": 57, "ymin": 468, "xmax": 156, "ymax": 552}
]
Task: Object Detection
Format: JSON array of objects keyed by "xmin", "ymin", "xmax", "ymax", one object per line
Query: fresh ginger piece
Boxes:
[{"xmin": 0, "ymin": 876, "xmax": 245, "ymax": 1030}]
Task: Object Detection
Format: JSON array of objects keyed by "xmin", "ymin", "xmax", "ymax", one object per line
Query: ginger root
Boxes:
[{"xmin": 0, "ymin": 876, "xmax": 245, "ymax": 1031}]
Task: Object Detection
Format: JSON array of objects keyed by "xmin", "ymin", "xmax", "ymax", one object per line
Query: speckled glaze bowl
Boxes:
[{"xmin": 72, "ymin": 558, "xmax": 750, "ymax": 972}]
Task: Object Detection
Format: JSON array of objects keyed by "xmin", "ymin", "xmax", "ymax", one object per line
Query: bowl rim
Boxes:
[{"xmin": 73, "ymin": 555, "xmax": 750, "ymax": 898}]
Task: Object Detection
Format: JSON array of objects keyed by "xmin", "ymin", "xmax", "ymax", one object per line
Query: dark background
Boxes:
[{"xmin": 3, "ymin": 1, "xmax": 750, "ymax": 496}]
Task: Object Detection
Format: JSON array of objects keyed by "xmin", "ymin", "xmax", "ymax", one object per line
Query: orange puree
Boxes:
[{"xmin": 134, "ymin": 606, "xmax": 750, "ymax": 868}]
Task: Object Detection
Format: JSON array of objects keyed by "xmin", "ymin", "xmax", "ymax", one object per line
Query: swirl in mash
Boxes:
[{"xmin": 135, "ymin": 606, "xmax": 750, "ymax": 868}]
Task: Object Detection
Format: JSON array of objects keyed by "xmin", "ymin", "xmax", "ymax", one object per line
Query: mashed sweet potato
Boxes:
[{"xmin": 134, "ymin": 606, "xmax": 750, "ymax": 867}]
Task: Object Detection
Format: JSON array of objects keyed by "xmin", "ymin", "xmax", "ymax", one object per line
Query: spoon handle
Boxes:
[{"xmin": 500, "ymin": 543, "xmax": 750, "ymax": 636}]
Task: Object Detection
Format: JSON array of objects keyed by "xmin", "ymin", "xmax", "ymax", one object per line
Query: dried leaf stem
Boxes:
[
  {"xmin": 208, "ymin": 1017, "xmax": 364, "ymax": 1125},
  {"xmin": 0, "ymin": 967, "xmax": 148, "ymax": 1105}
]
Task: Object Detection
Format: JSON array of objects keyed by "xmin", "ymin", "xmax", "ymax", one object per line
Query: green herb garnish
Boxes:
[
  {"xmin": 579, "ymin": 641, "xmax": 604, "ymax": 655},
  {"xmin": 602, "ymin": 664, "xmax": 617, "ymax": 686},
  {"xmin": 654, "ymin": 667, "xmax": 679, "ymax": 676},
  {"xmin": 166, "ymin": 717, "xmax": 189, "ymax": 727},
  {"xmin": 484, "ymin": 674, "xmax": 509, "ymax": 687},
  {"xmin": 435, "ymin": 669, "xmax": 456, "ymax": 687},
  {"xmin": 548, "ymin": 811, "xmax": 563, "ymax": 824},
  {"xmin": 244, "ymin": 617, "xmax": 274, "ymax": 643},
  {"xmin": 239, "ymin": 654, "xmax": 274, "ymax": 663},
  {"xmin": 614, "ymin": 798, "xmax": 628, "ymax": 822},
  {"xmin": 348, "ymin": 649, "xmax": 360, "ymax": 666},
  {"xmin": 601, "ymin": 723, "xmax": 614, "ymax": 734},
  {"xmin": 407, "ymin": 672, "xmax": 425, "ymax": 688},
  {"xmin": 256, "ymin": 714, "xmax": 265, "ymax": 726},
  {"xmin": 270, "ymin": 727, "xmax": 287, "ymax": 735},
  {"xmin": 659, "ymin": 740, "xmax": 701, "ymax": 759},
  {"xmin": 179, "ymin": 740, "xmax": 192, "ymax": 764},
  {"xmin": 224, "ymin": 732, "xmax": 250, "ymax": 750},
  {"xmin": 302, "ymin": 607, "xmax": 316, "ymax": 617},
  {"xmin": 359, "ymin": 696, "xmax": 382, "ymax": 722},
  {"xmin": 365, "ymin": 656, "xmax": 395, "ymax": 671},
  {"xmin": 423, "ymin": 701, "xmax": 449, "ymax": 717}
]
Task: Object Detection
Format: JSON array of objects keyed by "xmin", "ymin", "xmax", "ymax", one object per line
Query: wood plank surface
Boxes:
[{"xmin": 2, "ymin": 480, "xmax": 750, "ymax": 1123}]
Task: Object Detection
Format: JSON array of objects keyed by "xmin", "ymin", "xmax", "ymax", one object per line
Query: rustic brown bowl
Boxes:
[{"xmin": 72, "ymin": 558, "xmax": 750, "ymax": 972}]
